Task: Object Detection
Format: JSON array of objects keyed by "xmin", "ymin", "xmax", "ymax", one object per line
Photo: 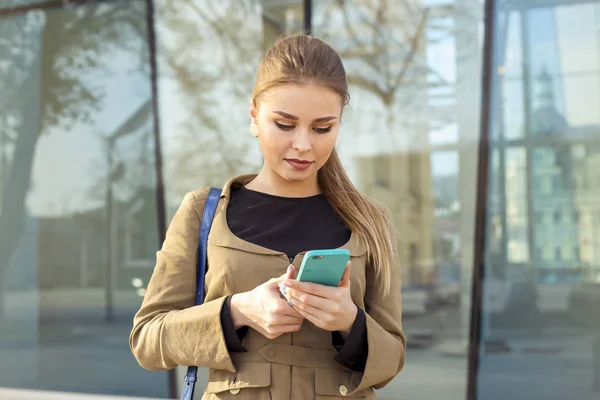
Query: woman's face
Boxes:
[{"xmin": 250, "ymin": 83, "xmax": 342, "ymax": 184}]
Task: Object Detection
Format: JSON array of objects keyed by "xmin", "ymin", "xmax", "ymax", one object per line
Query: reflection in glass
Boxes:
[
  {"xmin": 505, "ymin": 147, "xmax": 528, "ymax": 267},
  {"xmin": 153, "ymin": 0, "xmax": 306, "ymax": 392},
  {"xmin": 156, "ymin": 0, "xmax": 304, "ymax": 212},
  {"xmin": 314, "ymin": 0, "xmax": 484, "ymax": 398},
  {"xmin": 563, "ymin": 75, "xmax": 600, "ymax": 127},
  {"xmin": 0, "ymin": 0, "xmax": 53, "ymax": 8},
  {"xmin": 480, "ymin": 1, "xmax": 600, "ymax": 399},
  {"xmin": 502, "ymin": 79, "xmax": 525, "ymax": 139},
  {"xmin": 0, "ymin": 1, "xmax": 167, "ymax": 397}
]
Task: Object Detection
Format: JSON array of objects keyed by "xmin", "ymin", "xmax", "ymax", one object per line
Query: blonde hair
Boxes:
[{"xmin": 252, "ymin": 34, "xmax": 396, "ymax": 295}]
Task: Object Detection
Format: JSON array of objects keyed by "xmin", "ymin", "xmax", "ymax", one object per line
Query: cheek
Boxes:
[
  {"xmin": 258, "ymin": 127, "xmax": 288, "ymax": 159},
  {"xmin": 316, "ymin": 133, "xmax": 338, "ymax": 160}
]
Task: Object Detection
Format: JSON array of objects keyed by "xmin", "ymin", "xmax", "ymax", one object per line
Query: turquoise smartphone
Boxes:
[{"xmin": 296, "ymin": 249, "xmax": 351, "ymax": 287}]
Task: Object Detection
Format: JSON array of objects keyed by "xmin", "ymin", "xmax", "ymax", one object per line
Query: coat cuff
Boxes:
[
  {"xmin": 220, "ymin": 295, "xmax": 248, "ymax": 353},
  {"xmin": 332, "ymin": 307, "xmax": 368, "ymax": 372},
  {"xmin": 346, "ymin": 310, "xmax": 406, "ymax": 395},
  {"xmin": 156, "ymin": 295, "xmax": 237, "ymax": 372}
]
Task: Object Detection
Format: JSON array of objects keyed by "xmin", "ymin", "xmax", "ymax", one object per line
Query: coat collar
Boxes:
[{"xmin": 208, "ymin": 174, "xmax": 367, "ymax": 258}]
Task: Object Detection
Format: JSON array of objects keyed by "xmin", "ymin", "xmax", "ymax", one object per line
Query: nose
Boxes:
[{"xmin": 292, "ymin": 128, "xmax": 312, "ymax": 152}]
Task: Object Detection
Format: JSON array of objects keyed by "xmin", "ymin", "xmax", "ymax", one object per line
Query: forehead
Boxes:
[{"xmin": 260, "ymin": 83, "xmax": 343, "ymax": 118}]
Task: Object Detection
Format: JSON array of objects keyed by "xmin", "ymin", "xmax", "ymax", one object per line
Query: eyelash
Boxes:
[{"xmin": 274, "ymin": 121, "xmax": 332, "ymax": 134}]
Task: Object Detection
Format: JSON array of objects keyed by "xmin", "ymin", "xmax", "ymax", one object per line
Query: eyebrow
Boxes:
[{"xmin": 273, "ymin": 111, "xmax": 337, "ymax": 123}]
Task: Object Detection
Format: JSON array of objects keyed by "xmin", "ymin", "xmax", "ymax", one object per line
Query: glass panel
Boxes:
[
  {"xmin": 479, "ymin": 1, "xmax": 600, "ymax": 399},
  {"xmin": 156, "ymin": 0, "xmax": 304, "ymax": 214},
  {"xmin": 556, "ymin": 3, "xmax": 599, "ymax": 74},
  {"xmin": 486, "ymin": 149, "xmax": 506, "ymax": 285},
  {"xmin": 563, "ymin": 75, "xmax": 600, "ymax": 127},
  {"xmin": 502, "ymin": 78, "xmax": 525, "ymax": 139},
  {"xmin": 505, "ymin": 147, "xmax": 529, "ymax": 267},
  {"xmin": 152, "ymin": 0, "xmax": 305, "ymax": 392},
  {"xmin": 0, "ymin": 1, "xmax": 167, "ymax": 397},
  {"xmin": 497, "ymin": 11, "xmax": 525, "ymax": 140},
  {"xmin": 526, "ymin": 8, "xmax": 566, "ymax": 94},
  {"xmin": 0, "ymin": 0, "xmax": 53, "ymax": 8},
  {"xmin": 314, "ymin": 0, "xmax": 485, "ymax": 398},
  {"xmin": 430, "ymin": 123, "xmax": 459, "ymax": 146},
  {"xmin": 502, "ymin": 10, "xmax": 522, "ymax": 78}
]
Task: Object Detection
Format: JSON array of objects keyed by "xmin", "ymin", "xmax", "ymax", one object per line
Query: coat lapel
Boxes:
[{"xmin": 207, "ymin": 174, "xmax": 367, "ymax": 258}]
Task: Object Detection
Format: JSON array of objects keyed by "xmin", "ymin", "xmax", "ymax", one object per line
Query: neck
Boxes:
[{"xmin": 246, "ymin": 165, "xmax": 321, "ymax": 198}]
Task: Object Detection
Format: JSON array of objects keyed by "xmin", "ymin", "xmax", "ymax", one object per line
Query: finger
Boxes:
[
  {"xmin": 268, "ymin": 314, "xmax": 304, "ymax": 325},
  {"xmin": 283, "ymin": 279, "xmax": 336, "ymax": 298},
  {"xmin": 287, "ymin": 290, "xmax": 338, "ymax": 313},
  {"xmin": 339, "ymin": 262, "xmax": 351, "ymax": 287},
  {"xmin": 267, "ymin": 265, "xmax": 295, "ymax": 288},
  {"xmin": 275, "ymin": 264, "xmax": 293, "ymax": 281},
  {"xmin": 285, "ymin": 285, "xmax": 340, "ymax": 304},
  {"xmin": 290, "ymin": 306, "xmax": 317, "ymax": 325},
  {"xmin": 256, "ymin": 325, "xmax": 294, "ymax": 340},
  {"xmin": 266, "ymin": 323, "xmax": 304, "ymax": 335},
  {"xmin": 266, "ymin": 276, "xmax": 285, "ymax": 288},
  {"xmin": 274, "ymin": 299, "xmax": 305, "ymax": 318},
  {"xmin": 287, "ymin": 297, "xmax": 327, "ymax": 326}
]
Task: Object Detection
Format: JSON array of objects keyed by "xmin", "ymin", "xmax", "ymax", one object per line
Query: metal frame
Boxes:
[
  {"xmin": 467, "ymin": 0, "xmax": 496, "ymax": 399},
  {"xmin": 304, "ymin": 0, "xmax": 312, "ymax": 34},
  {"xmin": 142, "ymin": 0, "xmax": 171, "ymax": 396}
]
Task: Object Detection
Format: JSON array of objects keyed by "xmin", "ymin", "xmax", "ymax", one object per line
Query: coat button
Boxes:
[
  {"xmin": 229, "ymin": 388, "xmax": 240, "ymax": 395},
  {"xmin": 339, "ymin": 385, "xmax": 348, "ymax": 396}
]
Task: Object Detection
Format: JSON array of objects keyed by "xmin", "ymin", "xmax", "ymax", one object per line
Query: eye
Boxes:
[
  {"xmin": 314, "ymin": 127, "xmax": 332, "ymax": 134},
  {"xmin": 275, "ymin": 121, "xmax": 294, "ymax": 131}
]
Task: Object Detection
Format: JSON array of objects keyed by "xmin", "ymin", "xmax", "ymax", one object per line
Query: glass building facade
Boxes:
[{"xmin": 0, "ymin": 0, "xmax": 598, "ymax": 399}]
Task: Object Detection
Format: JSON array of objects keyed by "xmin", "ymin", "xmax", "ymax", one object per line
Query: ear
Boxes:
[{"xmin": 249, "ymin": 100, "xmax": 258, "ymax": 122}]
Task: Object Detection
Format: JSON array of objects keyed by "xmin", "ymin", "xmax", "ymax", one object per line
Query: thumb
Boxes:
[
  {"xmin": 339, "ymin": 262, "xmax": 351, "ymax": 287},
  {"xmin": 286, "ymin": 264, "xmax": 297, "ymax": 280},
  {"xmin": 275, "ymin": 264, "xmax": 296, "ymax": 283}
]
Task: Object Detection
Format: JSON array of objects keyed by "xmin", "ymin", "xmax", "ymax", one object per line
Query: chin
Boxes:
[
  {"xmin": 279, "ymin": 168, "xmax": 314, "ymax": 183},
  {"xmin": 282, "ymin": 173, "xmax": 309, "ymax": 183}
]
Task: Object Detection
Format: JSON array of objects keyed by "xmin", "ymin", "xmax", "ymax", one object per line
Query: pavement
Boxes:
[
  {"xmin": 0, "ymin": 388, "xmax": 161, "ymax": 400},
  {"xmin": 0, "ymin": 290, "xmax": 599, "ymax": 399}
]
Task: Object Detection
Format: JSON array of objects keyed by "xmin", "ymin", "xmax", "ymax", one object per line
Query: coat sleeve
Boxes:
[
  {"xmin": 129, "ymin": 189, "xmax": 237, "ymax": 373},
  {"xmin": 348, "ymin": 206, "xmax": 406, "ymax": 394}
]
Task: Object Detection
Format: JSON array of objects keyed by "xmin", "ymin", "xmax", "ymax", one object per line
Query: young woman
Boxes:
[{"xmin": 130, "ymin": 34, "xmax": 405, "ymax": 399}]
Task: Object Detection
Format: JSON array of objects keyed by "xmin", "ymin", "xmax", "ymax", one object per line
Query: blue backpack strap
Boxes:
[
  {"xmin": 181, "ymin": 187, "xmax": 222, "ymax": 400},
  {"xmin": 194, "ymin": 187, "xmax": 222, "ymax": 304}
]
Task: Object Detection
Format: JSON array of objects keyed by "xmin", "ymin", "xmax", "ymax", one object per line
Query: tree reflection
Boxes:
[
  {"xmin": 157, "ymin": 0, "xmax": 265, "ymax": 201},
  {"xmin": 0, "ymin": 2, "xmax": 148, "ymax": 318}
]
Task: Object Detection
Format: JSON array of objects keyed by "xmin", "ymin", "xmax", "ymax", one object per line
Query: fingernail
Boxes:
[
  {"xmin": 287, "ymin": 264, "xmax": 293, "ymax": 273},
  {"xmin": 287, "ymin": 300, "xmax": 294, "ymax": 308},
  {"xmin": 278, "ymin": 284, "xmax": 287, "ymax": 296}
]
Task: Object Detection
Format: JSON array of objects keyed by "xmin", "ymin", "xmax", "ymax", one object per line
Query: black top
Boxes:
[
  {"xmin": 219, "ymin": 184, "xmax": 368, "ymax": 372},
  {"xmin": 227, "ymin": 185, "xmax": 352, "ymax": 259}
]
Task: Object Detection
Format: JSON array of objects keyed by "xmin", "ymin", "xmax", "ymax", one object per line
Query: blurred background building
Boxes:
[{"xmin": 0, "ymin": 0, "xmax": 598, "ymax": 399}]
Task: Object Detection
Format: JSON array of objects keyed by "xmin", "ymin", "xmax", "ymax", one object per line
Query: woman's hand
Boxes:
[
  {"xmin": 230, "ymin": 265, "xmax": 305, "ymax": 340},
  {"xmin": 281, "ymin": 262, "xmax": 358, "ymax": 336}
]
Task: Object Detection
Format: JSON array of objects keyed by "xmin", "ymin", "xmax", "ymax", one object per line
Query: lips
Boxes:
[{"xmin": 285, "ymin": 158, "xmax": 313, "ymax": 171}]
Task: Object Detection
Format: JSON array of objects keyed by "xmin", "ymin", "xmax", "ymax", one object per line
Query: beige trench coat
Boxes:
[{"xmin": 130, "ymin": 175, "xmax": 406, "ymax": 399}]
